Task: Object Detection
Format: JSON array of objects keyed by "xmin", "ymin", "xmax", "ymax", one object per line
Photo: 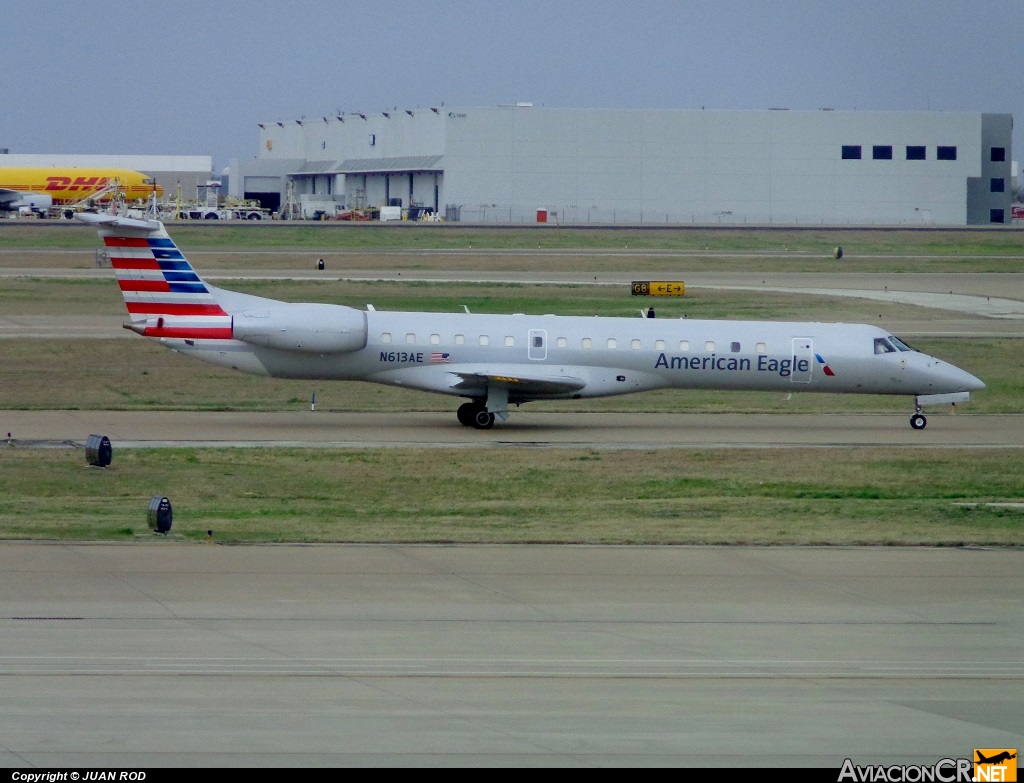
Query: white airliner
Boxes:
[{"xmin": 79, "ymin": 213, "xmax": 984, "ymax": 430}]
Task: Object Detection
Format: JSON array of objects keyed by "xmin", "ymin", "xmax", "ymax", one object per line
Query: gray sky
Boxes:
[{"xmin": 3, "ymin": 1, "xmax": 1020, "ymax": 173}]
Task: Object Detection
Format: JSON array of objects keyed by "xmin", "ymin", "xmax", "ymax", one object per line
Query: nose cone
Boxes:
[
  {"xmin": 931, "ymin": 359, "xmax": 985, "ymax": 393},
  {"xmin": 960, "ymin": 368, "xmax": 986, "ymax": 392}
]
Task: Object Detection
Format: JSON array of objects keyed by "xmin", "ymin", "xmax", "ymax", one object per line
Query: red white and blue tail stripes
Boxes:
[{"xmin": 103, "ymin": 228, "xmax": 233, "ymax": 340}]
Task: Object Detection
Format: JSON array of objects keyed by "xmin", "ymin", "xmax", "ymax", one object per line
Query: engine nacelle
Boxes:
[
  {"xmin": 233, "ymin": 303, "xmax": 368, "ymax": 353},
  {"xmin": 3, "ymin": 193, "xmax": 52, "ymax": 213}
]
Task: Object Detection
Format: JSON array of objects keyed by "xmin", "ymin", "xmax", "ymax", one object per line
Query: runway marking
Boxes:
[{"xmin": 3, "ymin": 655, "xmax": 1021, "ymax": 679}]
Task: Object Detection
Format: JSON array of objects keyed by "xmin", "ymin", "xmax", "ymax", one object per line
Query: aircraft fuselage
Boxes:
[
  {"xmin": 82, "ymin": 212, "xmax": 985, "ymax": 430},
  {"xmin": 162, "ymin": 299, "xmax": 980, "ymax": 403}
]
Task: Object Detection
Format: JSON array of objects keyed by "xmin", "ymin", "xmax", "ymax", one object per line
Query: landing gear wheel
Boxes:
[
  {"xmin": 910, "ymin": 413, "xmax": 927, "ymax": 430},
  {"xmin": 457, "ymin": 402, "xmax": 477, "ymax": 427},
  {"xmin": 472, "ymin": 409, "xmax": 495, "ymax": 429}
]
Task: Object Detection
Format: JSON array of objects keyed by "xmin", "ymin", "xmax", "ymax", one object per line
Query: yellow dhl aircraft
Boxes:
[{"xmin": 0, "ymin": 167, "xmax": 163, "ymax": 214}]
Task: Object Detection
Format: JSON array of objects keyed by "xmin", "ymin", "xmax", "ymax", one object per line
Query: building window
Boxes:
[
  {"xmin": 991, "ymin": 147, "xmax": 1006, "ymax": 162},
  {"xmin": 841, "ymin": 145, "xmax": 862, "ymax": 160},
  {"xmin": 872, "ymin": 145, "xmax": 893, "ymax": 160},
  {"xmin": 991, "ymin": 209, "xmax": 1005, "ymax": 224},
  {"xmin": 937, "ymin": 146, "xmax": 957, "ymax": 161},
  {"xmin": 906, "ymin": 145, "xmax": 926, "ymax": 160},
  {"xmin": 991, "ymin": 178, "xmax": 1005, "ymax": 193}
]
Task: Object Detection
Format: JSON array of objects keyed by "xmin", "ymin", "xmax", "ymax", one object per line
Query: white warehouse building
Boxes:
[{"xmin": 230, "ymin": 106, "xmax": 1013, "ymax": 226}]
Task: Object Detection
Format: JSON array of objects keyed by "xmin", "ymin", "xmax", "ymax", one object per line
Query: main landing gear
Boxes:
[{"xmin": 457, "ymin": 401, "xmax": 495, "ymax": 429}]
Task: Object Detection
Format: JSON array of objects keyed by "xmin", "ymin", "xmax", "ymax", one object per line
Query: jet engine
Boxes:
[
  {"xmin": 232, "ymin": 303, "xmax": 368, "ymax": 353},
  {"xmin": 3, "ymin": 193, "xmax": 52, "ymax": 214}
]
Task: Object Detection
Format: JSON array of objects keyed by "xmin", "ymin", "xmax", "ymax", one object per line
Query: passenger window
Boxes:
[
  {"xmin": 479, "ymin": 335, "xmax": 489, "ymax": 346},
  {"xmin": 631, "ymin": 339, "xmax": 641, "ymax": 350},
  {"xmin": 655, "ymin": 339, "xmax": 665, "ymax": 351},
  {"xmin": 556, "ymin": 337, "xmax": 567, "ymax": 348},
  {"xmin": 679, "ymin": 340, "xmax": 689, "ymax": 352},
  {"xmin": 430, "ymin": 334, "xmax": 440, "ymax": 345},
  {"xmin": 505, "ymin": 336, "xmax": 515, "ymax": 347},
  {"xmin": 455, "ymin": 334, "xmax": 465, "ymax": 345},
  {"xmin": 756, "ymin": 342, "xmax": 767, "ymax": 354},
  {"xmin": 607, "ymin": 338, "xmax": 617, "ymax": 350},
  {"xmin": 406, "ymin": 333, "xmax": 416, "ymax": 344},
  {"xmin": 381, "ymin": 332, "xmax": 392, "ymax": 344},
  {"xmin": 705, "ymin": 341, "xmax": 715, "ymax": 352},
  {"xmin": 731, "ymin": 342, "xmax": 741, "ymax": 353},
  {"xmin": 582, "ymin": 338, "xmax": 592, "ymax": 349}
]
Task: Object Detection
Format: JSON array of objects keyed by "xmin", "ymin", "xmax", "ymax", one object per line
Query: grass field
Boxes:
[
  {"xmin": 1, "ymin": 446, "xmax": 1021, "ymax": 545},
  {"xmin": 2, "ymin": 221, "xmax": 1024, "ymax": 275},
  {"xmin": 2, "ymin": 223, "xmax": 1022, "ymax": 545},
  {"xmin": 2, "ymin": 220, "xmax": 1023, "ymax": 253}
]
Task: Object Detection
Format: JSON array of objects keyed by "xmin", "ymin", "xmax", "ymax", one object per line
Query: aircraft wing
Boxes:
[
  {"xmin": 448, "ymin": 366, "xmax": 587, "ymax": 397},
  {"xmin": 0, "ymin": 188, "xmax": 19, "ymax": 206}
]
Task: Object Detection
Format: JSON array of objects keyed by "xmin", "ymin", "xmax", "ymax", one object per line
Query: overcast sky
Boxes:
[{"xmin": 3, "ymin": 1, "xmax": 1020, "ymax": 173}]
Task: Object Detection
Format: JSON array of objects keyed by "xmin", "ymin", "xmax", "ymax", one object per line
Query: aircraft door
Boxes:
[
  {"xmin": 791, "ymin": 337, "xmax": 813, "ymax": 383},
  {"xmin": 528, "ymin": 329, "xmax": 547, "ymax": 360}
]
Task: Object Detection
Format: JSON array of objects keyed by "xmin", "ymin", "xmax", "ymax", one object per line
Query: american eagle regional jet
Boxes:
[{"xmin": 80, "ymin": 213, "xmax": 984, "ymax": 430}]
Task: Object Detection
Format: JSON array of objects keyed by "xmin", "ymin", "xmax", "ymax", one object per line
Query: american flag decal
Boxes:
[{"xmin": 430, "ymin": 352, "xmax": 451, "ymax": 364}]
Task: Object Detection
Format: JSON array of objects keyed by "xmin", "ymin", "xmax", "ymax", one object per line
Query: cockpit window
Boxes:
[
  {"xmin": 888, "ymin": 335, "xmax": 915, "ymax": 352},
  {"xmin": 874, "ymin": 338, "xmax": 896, "ymax": 354},
  {"xmin": 874, "ymin": 336, "xmax": 915, "ymax": 354}
]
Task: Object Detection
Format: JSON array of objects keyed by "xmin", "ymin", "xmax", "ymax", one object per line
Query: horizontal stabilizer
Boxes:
[{"xmin": 76, "ymin": 213, "xmax": 161, "ymax": 232}]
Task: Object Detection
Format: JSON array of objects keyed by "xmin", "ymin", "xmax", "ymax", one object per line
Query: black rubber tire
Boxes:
[
  {"xmin": 457, "ymin": 402, "xmax": 477, "ymax": 426},
  {"xmin": 472, "ymin": 409, "xmax": 495, "ymax": 429}
]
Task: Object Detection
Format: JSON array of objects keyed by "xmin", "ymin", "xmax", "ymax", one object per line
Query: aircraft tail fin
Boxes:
[{"xmin": 78, "ymin": 214, "xmax": 232, "ymax": 339}]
